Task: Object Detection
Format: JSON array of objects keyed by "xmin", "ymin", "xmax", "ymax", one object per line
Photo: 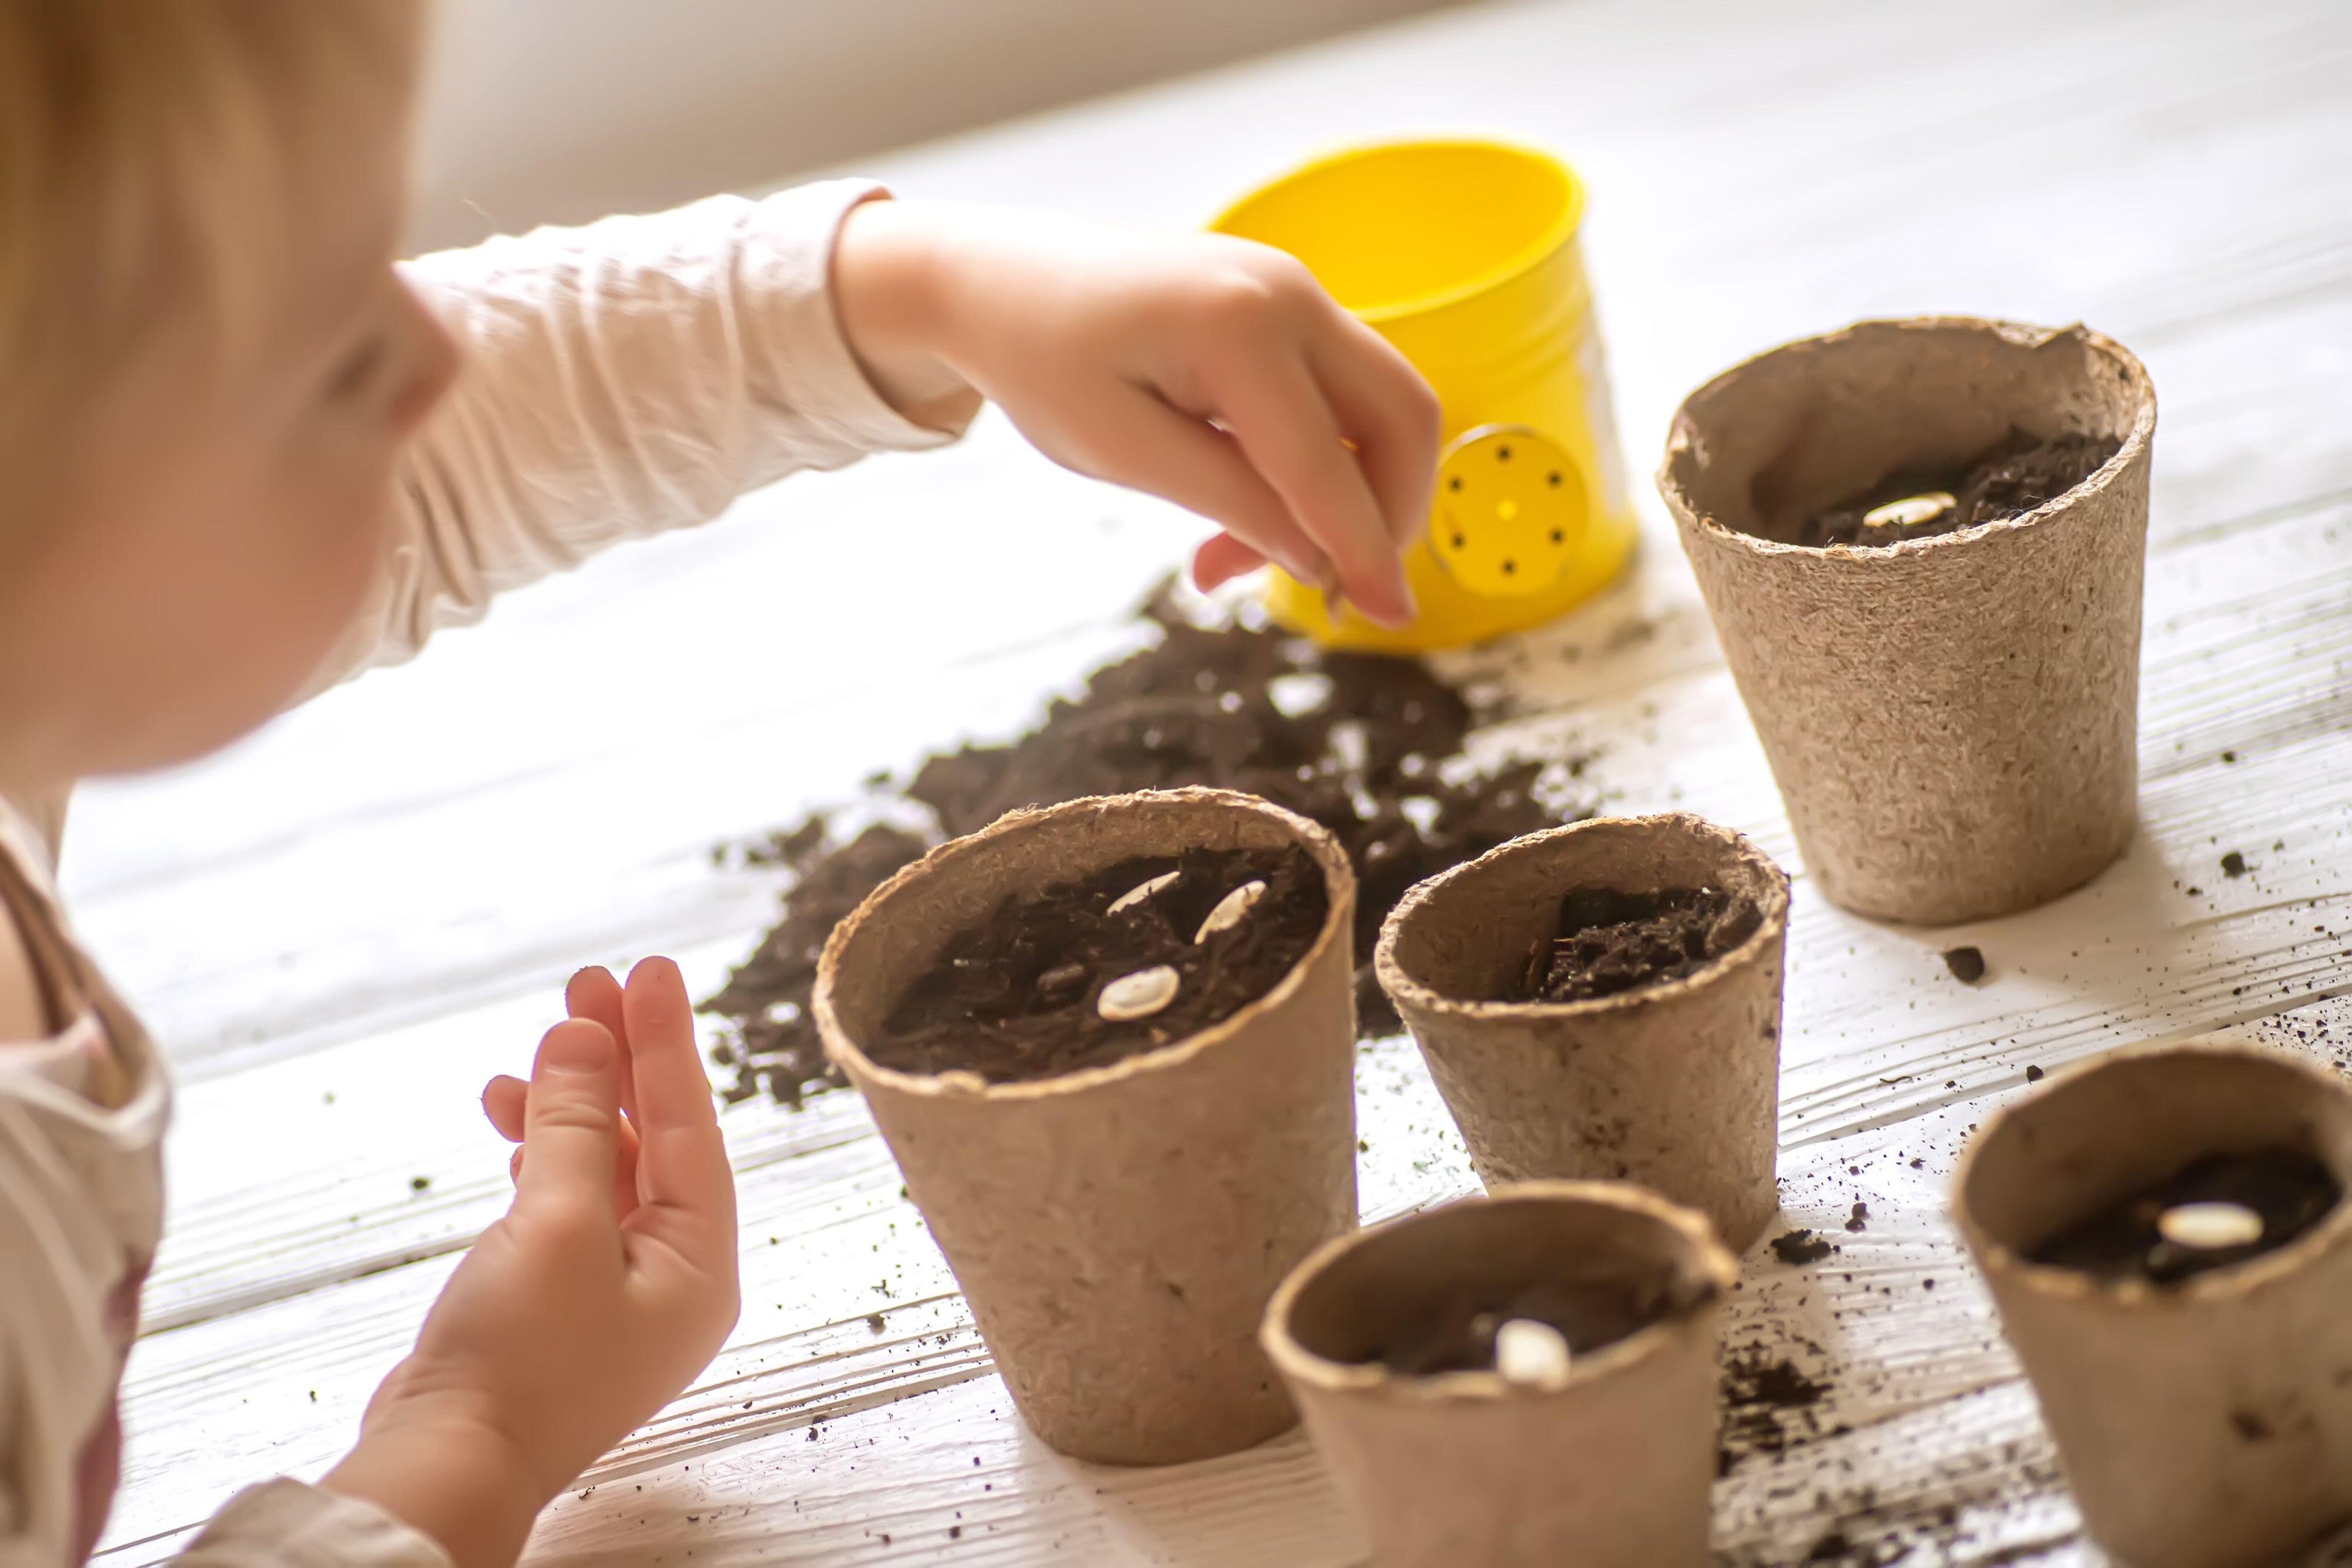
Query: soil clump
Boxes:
[{"xmin": 1770, "ymin": 1229, "xmax": 1834, "ymax": 1265}]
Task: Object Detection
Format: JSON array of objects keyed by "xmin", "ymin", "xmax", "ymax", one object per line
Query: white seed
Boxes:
[
  {"xmin": 2156, "ymin": 1201, "xmax": 2265, "ymax": 1250},
  {"xmin": 1098, "ymin": 965, "xmax": 1180, "ymax": 1022},
  {"xmin": 1194, "ymin": 880, "xmax": 1269, "ymax": 943},
  {"xmin": 1861, "ymin": 491, "xmax": 1957, "ymax": 531},
  {"xmin": 1108, "ymin": 871, "xmax": 1180, "ymax": 915},
  {"xmin": 1494, "ymin": 1317, "xmax": 1573, "ymax": 1389}
]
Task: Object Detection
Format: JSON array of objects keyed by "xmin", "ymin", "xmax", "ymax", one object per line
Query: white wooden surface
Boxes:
[{"xmin": 67, "ymin": 0, "xmax": 2352, "ymax": 1561}]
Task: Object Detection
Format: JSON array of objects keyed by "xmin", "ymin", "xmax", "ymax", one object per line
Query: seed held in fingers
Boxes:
[
  {"xmin": 1194, "ymin": 880, "xmax": 1268, "ymax": 943},
  {"xmin": 2156, "ymin": 1201, "xmax": 2265, "ymax": 1250},
  {"xmin": 1494, "ymin": 1317, "xmax": 1573, "ymax": 1388},
  {"xmin": 1098, "ymin": 965, "xmax": 1180, "ymax": 1022},
  {"xmin": 1108, "ymin": 871, "xmax": 1180, "ymax": 915}
]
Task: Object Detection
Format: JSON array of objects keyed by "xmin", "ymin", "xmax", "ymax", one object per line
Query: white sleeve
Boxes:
[
  {"xmin": 323, "ymin": 178, "xmax": 971, "ymax": 682},
  {"xmin": 167, "ymin": 1481, "xmax": 450, "ymax": 1567}
]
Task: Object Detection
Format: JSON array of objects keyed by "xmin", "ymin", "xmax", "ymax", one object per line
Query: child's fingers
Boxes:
[
  {"xmin": 1191, "ymin": 533, "xmax": 1269, "ymax": 592},
  {"xmin": 482, "ymin": 1074, "xmax": 528, "ymax": 1143},
  {"xmin": 1086, "ymin": 386, "xmax": 1329, "ymax": 589},
  {"xmin": 566, "ymin": 965, "xmax": 639, "ymax": 1125},
  {"xmin": 619, "ymin": 958, "xmax": 734, "ymax": 1235},
  {"xmin": 1213, "ymin": 354, "xmax": 1415, "ymax": 627},
  {"xmin": 506, "ymin": 1113, "xmax": 644, "ymax": 1218},
  {"xmin": 1307, "ymin": 316, "xmax": 1442, "ymax": 547},
  {"xmin": 516, "ymin": 1018, "xmax": 626, "ymax": 1220},
  {"xmin": 489, "ymin": 965, "xmax": 638, "ymax": 1145}
]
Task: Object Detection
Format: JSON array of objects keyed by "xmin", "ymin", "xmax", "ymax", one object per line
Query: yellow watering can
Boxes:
[{"xmin": 1211, "ymin": 138, "xmax": 1637, "ymax": 652}]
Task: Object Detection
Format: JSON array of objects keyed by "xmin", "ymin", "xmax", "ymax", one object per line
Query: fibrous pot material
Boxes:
[
  {"xmin": 1658, "ymin": 318, "xmax": 2155, "ymax": 924},
  {"xmin": 1954, "ymin": 1042, "xmax": 2352, "ymax": 1568},
  {"xmin": 1262, "ymin": 1182, "xmax": 1737, "ymax": 1567},
  {"xmin": 815, "ymin": 788, "xmax": 1359, "ymax": 1465},
  {"xmin": 1377, "ymin": 813, "xmax": 1789, "ymax": 1251}
]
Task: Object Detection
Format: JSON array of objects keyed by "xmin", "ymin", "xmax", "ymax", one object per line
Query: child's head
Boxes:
[{"xmin": 0, "ymin": 1, "xmax": 459, "ymax": 788}]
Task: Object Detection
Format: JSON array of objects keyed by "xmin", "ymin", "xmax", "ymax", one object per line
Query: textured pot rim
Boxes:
[
  {"xmin": 1373, "ymin": 812, "xmax": 1790, "ymax": 1023},
  {"xmin": 1656, "ymin": 315, "xmax": 2158, "ymax": 563},
  {"xmin": 813, "ymin": 786, "xmax": 1356, "ymax": 1104},
  {"xmin": 1259, "ymin": 1180, "xmax": 1737, "ymax": 1405},
  {"xmin": 1951, "ymin": 1038, "xmax": 2352, "ymax": 1307}
]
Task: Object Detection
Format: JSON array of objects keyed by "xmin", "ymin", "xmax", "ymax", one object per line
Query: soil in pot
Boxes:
[
  {"xmin": 867, "ymin": 844, "xmax": 1328, "ymax": 1083},
  {"xmin": 1369, "ymin": 1277, "xmax": 1670, "ymax": 1378},
  {"xmin": 2026, "ymin": 1148, "xmax": 2342, "ymax": 1285},
  {"xmin": 1798, "ymin": 428, "xmax": 2123, "ymax": 547},
  {"xmin": 1505, "ymin": 885, "xmax": 1763, "ymax": 1004}
]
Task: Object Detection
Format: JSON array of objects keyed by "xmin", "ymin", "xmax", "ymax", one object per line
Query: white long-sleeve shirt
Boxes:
[{"xmin": 0, "ymin": 178, "xmax": 967, "ymax": 1567}]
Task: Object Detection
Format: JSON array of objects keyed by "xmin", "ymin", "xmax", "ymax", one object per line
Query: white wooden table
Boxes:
[{"xmin": 74, "ymin": 0, "xmax": 2352, "ymax": 1561}]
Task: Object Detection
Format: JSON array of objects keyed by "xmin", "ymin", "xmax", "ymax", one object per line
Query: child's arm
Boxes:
[
  {"xmin": 329, "ymin": 179, "xmax": 960, "ymax": 683},
  {"xmin": 318, "ymin": 181, "xmax": 1433, "ymax": 687}
]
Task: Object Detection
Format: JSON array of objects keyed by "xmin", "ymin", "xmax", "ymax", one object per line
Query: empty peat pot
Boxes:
[
  {"xmin": 1375, "ymin": 813, "xmax": 1789, "ymax": 1250},
  {"xmin": 1953, "ymin": 1043, "xmax": 2352, "ymax": 1567},
  {"xmin": 1658, "ymin": 317, "xmax": 2156, "ymax": 924},
  {"xmin": 1262, "ymin": 1182, "xmax": 1736, "ymax": 1567},
  {"xmin": 813, "ymin": 787, "xmax": 1359, "ymax": 1465}
]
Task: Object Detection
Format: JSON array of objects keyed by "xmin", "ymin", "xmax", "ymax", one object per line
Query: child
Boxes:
[{"xmin": 0, "ymin": 2, "xmax": 1435, "ymax": 1564}]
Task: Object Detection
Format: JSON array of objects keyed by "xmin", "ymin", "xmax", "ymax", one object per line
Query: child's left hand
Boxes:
[
  {"xmin": 832, "ymin": 198, "xmax": 1441, "ymax": 628},
  {"xmin": 327, "ymin": 960, "xmax": 738, "ymax": 1568}
]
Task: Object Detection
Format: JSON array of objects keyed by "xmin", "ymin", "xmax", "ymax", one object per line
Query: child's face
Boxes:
[{"xmin": 0, "ymin": 80, "xmax": 457, "ymax": 786}]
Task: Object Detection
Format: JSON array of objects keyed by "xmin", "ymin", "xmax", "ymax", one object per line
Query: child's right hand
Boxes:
[
  {"xmin": 324, "ymin": 960, "xmax": 739, "ymax": 1568},
  {"xmin": 833, "ymin": 199, "xmax": 1441, "ymax": 627}
]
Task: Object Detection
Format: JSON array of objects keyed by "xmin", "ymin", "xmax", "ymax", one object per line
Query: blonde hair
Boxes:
[{"xmin": 0, "ymin": 1, "xmax": 423, "ymax": 470}]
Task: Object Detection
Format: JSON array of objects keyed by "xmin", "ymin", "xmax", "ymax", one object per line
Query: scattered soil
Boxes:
[
  {"xmin": 703, "ymin": 822, "xmax": 930, "ymax": 1104},
  {"xmin": 1771, "ymin": 1229, "xmax": 1835, "ymax": 1265},
  {"xmin": 2029, "ymin": 1148, "xmax": 2342, "ymax": 1284},
  {"xmin": 1369, "ymin": 1276, "xmax": 1679, "ymax": 1377},
  {"xmin": 1798, "ymin": 429, "xmax": 2123, "ymax": 547},
  {"xmin": 703, "ymin": 581, "xmax": 1576, "ymax": 1106},
  {"xmin": 1942, "ymin": 945, "xmax": 1986, "ymax": 984},
  {"xmin": 1506, "ymin": 885, "xmax": 1761, "ymax": 1004},
  {"xmin": 867, "ymin": 845, "xmax": 1326, "ymax": 1084},
  {"xmin": 1719, "ymin": 1341, "xmax": 1832, "ymax": 1470}
]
